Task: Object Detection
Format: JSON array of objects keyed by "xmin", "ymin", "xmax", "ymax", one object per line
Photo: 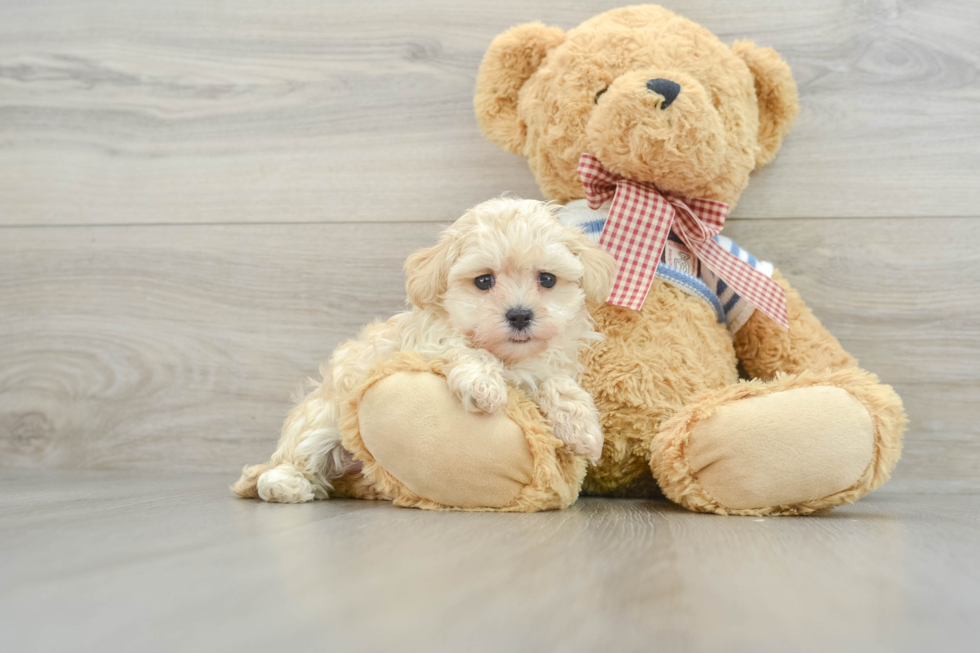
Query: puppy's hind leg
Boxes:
[{"xmin": 233, "ymin": 384, "xmax": 353, "ymax": 503}]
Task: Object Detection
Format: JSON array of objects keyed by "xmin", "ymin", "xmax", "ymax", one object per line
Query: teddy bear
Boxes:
[{"xmin": 275, "ymin": 4, "xmax": 905, "ymax": 516}]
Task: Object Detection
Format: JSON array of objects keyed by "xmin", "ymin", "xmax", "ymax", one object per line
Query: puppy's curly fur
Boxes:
[{"xmin": 233, "ymin": 198, "xmax": 616, "ymax": 503}]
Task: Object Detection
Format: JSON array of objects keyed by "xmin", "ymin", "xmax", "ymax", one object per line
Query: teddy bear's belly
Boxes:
[{"xmin": 581, "ymin": 278, "xmax": 740, "ymax": 496}]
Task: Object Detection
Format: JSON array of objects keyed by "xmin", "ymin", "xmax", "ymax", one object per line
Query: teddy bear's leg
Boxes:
[
  {"xmin": 339, "ymin": 353, "xmax": 587, "ymax": 511},
  {"xmin": 650, "ymin": 367, "xmax": 906, "ymax": 516}
]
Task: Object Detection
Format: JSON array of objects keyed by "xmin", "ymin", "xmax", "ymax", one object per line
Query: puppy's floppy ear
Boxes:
[
  {"xmin": 405, "ymin": 229, "xmax": 455, "ymax": 309},
  {"xmin": 567, "ymin": 231, "xmax": 616, "ymax": 306},
  {"xmin": 732, "ymin": 40, "xmax": 800, "ymax": 169},
  {"xmin": 474, "ymin": 22, "xmax": 565, "ymax": 155}
]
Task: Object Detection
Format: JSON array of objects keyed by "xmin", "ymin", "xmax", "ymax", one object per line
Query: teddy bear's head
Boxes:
[{"xmin": 475, "ymin": 5, "xmax": 799, "ymax": 208}]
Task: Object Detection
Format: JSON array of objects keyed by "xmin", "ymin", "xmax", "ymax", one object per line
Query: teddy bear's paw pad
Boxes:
[
  {"xmin": 359, "ymin": 371, "xmax": 535, "ymax": 509},
  {"xmin": 686, "ymin": 386, "xmax": 875, "ymax": 510},
  {"xmin": 257, "ymin": 464, "xmax": 316, "ymax": 503}
]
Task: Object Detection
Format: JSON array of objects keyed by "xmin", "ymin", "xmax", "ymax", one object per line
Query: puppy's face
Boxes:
[{"xmin": 405, "ymin": 199, "xmax": 616, "ymax": 364}]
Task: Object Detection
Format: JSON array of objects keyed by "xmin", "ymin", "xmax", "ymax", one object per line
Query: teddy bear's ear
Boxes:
[
  {"xmin": 475, "ymin": 23, "xmax": 566, "ymax": 155},
  {"xmin": 732, "ymin": 40, "xmax": 801, "ymax": 169}
]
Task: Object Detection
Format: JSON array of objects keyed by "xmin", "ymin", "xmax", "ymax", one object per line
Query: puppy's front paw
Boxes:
[
  {"xmin": 463, "ymin": 374, "xmax": 509, "ymax": 413},
  {"xmin": 552, "ymin": 412, "xmax": 605, "ymax": 463},
  {"xmin": 447, "ymin": 365, "xmax": 508, "ymax": 413}
]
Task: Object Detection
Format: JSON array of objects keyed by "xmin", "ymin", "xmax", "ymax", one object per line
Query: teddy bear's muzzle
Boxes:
[{"xmin": 586, "ymin": 69, "xmax": 728, "ymax": 198}]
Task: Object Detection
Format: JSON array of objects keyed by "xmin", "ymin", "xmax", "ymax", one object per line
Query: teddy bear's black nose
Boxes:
[{"xmin": 646, "ymin": 78, "xmax": 681, "ymax": 109}]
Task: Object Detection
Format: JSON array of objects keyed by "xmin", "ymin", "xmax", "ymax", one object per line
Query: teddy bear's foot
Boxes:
[
  {"xmin": 338, "ymin": 353, "xmax": 587, "ymax": 512},
  {"xmin": 651, "ymin": 367, "xmax": 906, "ymax": 516}
]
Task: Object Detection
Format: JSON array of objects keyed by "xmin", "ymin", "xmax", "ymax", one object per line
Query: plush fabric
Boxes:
[
  {"xmin": 685, "ymin": 386, "xmax": 875, "ymax": 511},
  {"xmin": 339, "ymin": 353, "xmax": 586, "ymax": 512},
  {"xmin": 468, "ymin": 4, "xmax": 907, "ymax": 515},
  {"xmin": 652, "ymin": 368, "xmax": 905, "ymax": 515},
  {"xmin": 475, "ymin": 5, "xmax": 794, "ymax": 208},
  {"xmin": 359, "ymin": 371, "xmax": 534, "ymax": 508}
]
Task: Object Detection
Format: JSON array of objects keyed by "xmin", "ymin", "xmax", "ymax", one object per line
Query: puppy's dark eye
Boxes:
[
  {"xmin": 538, "ymin": 272, "xmax": 557, "ymax": 288},
  {"xmin": 474, "ymin": 274, "xmax": 495, "ymax": 290},
  {"xmin": 594, "ymin": 87, "xmax": 608, "ymax": 104}
]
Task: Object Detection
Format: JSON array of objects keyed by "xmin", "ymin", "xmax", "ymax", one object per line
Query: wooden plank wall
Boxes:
[{"xmin": 1, "ymin": 1, "xmax": 978, "ymax": 490}]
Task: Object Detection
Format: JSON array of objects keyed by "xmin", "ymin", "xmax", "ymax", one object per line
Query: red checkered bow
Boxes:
[{"xmin": 578, "ymin": 153, "xmax": 788, "ymax": 328}]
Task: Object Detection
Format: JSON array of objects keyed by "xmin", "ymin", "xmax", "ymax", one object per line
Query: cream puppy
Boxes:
[{"xmin": 234, "ymin": 198, "xmax": 616, "ymax": 503}]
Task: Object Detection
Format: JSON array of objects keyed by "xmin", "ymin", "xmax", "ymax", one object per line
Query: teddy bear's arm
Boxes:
[{"xmin": 733, "ymin": 269, "xmax": 856, "ymax": 380}]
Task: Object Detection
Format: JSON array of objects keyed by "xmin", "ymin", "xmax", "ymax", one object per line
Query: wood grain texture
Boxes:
[
  {"xmin": 0, "ymin": 221, "xmax": 442, "ymax": 471},
  {"xmin": 1, "ymin": 218, "xmax": 977, "ymax": 489},
  {"xmin": 1, "ymin": 471, "xmax": 979, "ymax": 653},
  {"xmin": 1, "ymin": 0, "xmax": 979, "ymax": 225}
]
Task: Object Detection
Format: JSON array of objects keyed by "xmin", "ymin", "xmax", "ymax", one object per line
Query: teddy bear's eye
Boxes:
[{"xmin": 594, "ymin": 87, "xmax": 608, "ymax": 104}]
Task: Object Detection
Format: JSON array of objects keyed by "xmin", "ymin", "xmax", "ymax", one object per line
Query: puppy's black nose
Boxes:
[
  {"xmin": 646, "ymin": 78, "xmax": 681, "ymax": 109},
  {"xmin": 506, "ymin": 308, "xmax": 534, "ymax": 331}
]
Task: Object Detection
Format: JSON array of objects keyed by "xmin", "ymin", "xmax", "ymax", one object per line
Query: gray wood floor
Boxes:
[{"xmin": 1, "ymin": 471, "xmax": 978, "ymax": 653}]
